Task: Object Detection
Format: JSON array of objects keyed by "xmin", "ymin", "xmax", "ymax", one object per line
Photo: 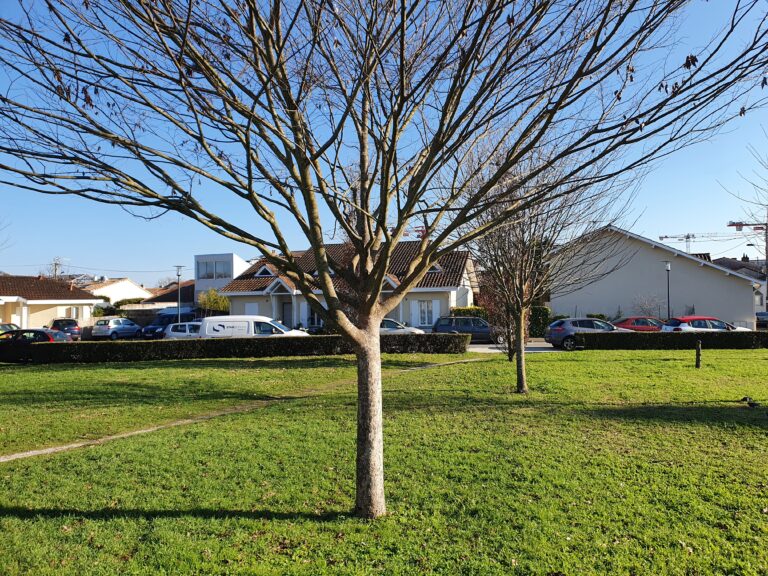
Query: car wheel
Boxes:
[
  {"xmin": 561, "ymin": 336, "xmax": 576, "ymax": 351},
  {"xmin": 109, "ymin": 331, "xmax": 119, "ymax": 341},
  {"xmin": 495, "ymin": 334, "xmax": 505, "ymax": 345}
]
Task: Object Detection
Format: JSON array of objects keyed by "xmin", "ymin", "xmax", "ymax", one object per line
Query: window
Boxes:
[
  {"xmin": 308, "ymin": 308, "xmax": 324, "ymax": 327},
  {"xmin": 254, "ymin": 321, "xmax": 276, "ymax": 335},
  {"xmin": 215, "ymin": 261, "xmax": 231, "ymax": 279},
  {"xmin": 171, "ymin": 324, "xmax": 186, "ymax": 333},
  {"xmin": 197, "ymin": 261, "xmax": 214, "ymax": 279},
  {"xmin": 381, "ymin": 319, "xmax": 399, "ymax": 329},
  {"xmin": 255, "ymin": 266, "xmax": 273, "ymax": 277},
  {"xmin": 708, "ymin": 320, "xmax": 727, "ymax": 330},
  {"xmin": 472, "ymin": 318, "xmax": 488, "ymax": 328},
  {"xmin": 633, "ymin": 319, "xmax": 650, "ymax": 326},
  {"xmin": 455, "ymin": 318, "xmax": 473, "ymax": 329},
  {"xmin": 690, "ymin": 319, "xmax": 709, "ymax": 329},
  {"xmin": 436, "ymin": 318, "xmax": 452, "ymax": 327},
  {"xmin": 418, "ymin": 300, "xmax": 433, "ymax": 326}
]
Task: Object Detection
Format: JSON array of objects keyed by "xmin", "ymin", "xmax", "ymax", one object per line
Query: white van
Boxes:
[{"xmin": 198, "ymin": 315, "xmax": 308, "ymax": 338}]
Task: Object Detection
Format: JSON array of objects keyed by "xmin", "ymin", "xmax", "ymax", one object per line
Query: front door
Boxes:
[{"xmin": 281, "ymin": 302, "xmax": 293, "ymax": 327}]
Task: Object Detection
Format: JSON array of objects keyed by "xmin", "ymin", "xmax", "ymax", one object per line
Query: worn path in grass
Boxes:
[{"xmin": 0, "ymin": 357, "xmax": 488, "ymax": 464}]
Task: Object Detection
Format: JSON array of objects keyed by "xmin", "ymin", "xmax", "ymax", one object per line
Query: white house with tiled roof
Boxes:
[
  {"xmin": 0, "ymin": 276, "xmax": 103, "ymax": 328},
  {"xmin": 221, "ymin": 242, "xmax": 478, "ymax": 330},
  {"xmin": 83, "ymin": 277, "xmax": 152, "ymax": 304}
]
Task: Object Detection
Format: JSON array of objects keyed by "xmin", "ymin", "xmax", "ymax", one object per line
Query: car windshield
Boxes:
[
  {"xmin": 54, "ymin": 319, "xmax": 77, "ymax": 327},
  {"xmin": 270, "ymin": 320, "xmax": 290, "ymax": 332}
]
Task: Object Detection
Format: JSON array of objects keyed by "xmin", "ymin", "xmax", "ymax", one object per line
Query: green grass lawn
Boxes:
[{"xmin": 0, "ymin": 350, "xmax": 766, "ymax": 574}]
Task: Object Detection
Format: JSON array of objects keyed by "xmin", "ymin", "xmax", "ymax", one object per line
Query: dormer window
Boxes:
[{"xmin": 254, "ymin": 266, "xmax": 273, "ymax": 277}]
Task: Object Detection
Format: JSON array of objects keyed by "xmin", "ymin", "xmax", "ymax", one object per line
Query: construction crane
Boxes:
[{"xmin": 658, "ymin": 232, "xmax": 742, "ymax": 253}]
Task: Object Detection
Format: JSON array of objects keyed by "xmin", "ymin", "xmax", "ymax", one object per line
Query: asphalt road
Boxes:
[{"xmin": 467, "ymin": 339, "xmax": 559, "ymax": 354}]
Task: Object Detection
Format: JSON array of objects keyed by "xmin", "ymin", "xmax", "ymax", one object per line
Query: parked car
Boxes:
[
  {"xmin": 756, "ymin": 311, "xmax": 768, "ymax": 330},
  {"xmin": 432, "ymin": 316, "xmax": 500, "ymax": 343},
  {"xmin": 661, "ymin": 316, "xmax": 752, "ymax": 332},
  {"xmin": 198, "ymin": 315, "xmax": 309, "ymax": 338},
  {"xmin": 612, "ymin": 316, "xmax": 664, "ymax": 332},
  {"xmin": 544, "ymin": 317, "xmax": 631, "ymax": 351},
  {"xmin": 141, "ymin": 309, "xmax": 197, "ymax": 339},
  {"xmin": 0, "ymin": 323, "xmax": 20, "ymax": 335},
  {"xmin": 0, "ymin": 329, "xmax": 72, "ymax": 344},
  {"xmin": 163, "ymin": 321, "xmax": 202, "ymax": 340},
  {"xmin": 91, "ymin": 317, "xmax": 142, "ymax": 340},
  {"xmin": 380, "ymin": 319, "xmax": 424, "ymax": 335},
  {"xmin": 47, "ymin": 318, "xmax": 81, "ymax": 341}
]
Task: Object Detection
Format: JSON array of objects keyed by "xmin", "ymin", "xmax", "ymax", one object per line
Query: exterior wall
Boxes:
[
  {"xmin": 401, "ymin": 291, "xmax": 451, "ymax": 328},
  {"xmin": 228, "ymin": 296, "xmax": 271, "ymax": 317},
  {"xmin": 90, "ymin": 280, "xmax": 151, "ymax": 304},
  {"xmin": 194, "ymin": 253, "xmax": 250, "ymax": 302},
  {"xmin": 549, "ymin": 234, "xmax": 757, "ymax": 328}
]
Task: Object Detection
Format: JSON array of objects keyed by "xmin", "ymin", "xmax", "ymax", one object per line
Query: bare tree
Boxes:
[
  {"xmin": 474, "ymin": 171, "xmax": 630, "ymax": 393},
  {"xmin": 1, "ymin": 0, "xmax": 767, "ymax": 518},
  {"xmin": 632, "ymin": 293, "xmax": 666, "ymax": 317}
]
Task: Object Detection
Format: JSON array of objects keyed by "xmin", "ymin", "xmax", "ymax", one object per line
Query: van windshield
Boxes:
[{"xmin": 270, "ymin": 320, "xmax": 290, "ymax": 332}]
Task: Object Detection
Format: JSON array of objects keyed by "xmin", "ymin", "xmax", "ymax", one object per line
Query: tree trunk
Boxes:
[
  {"xmin": 505, "ymin": 312, "xmax": 516, "ymax": 363},
  {"xmin": 515, "ymin": 307, "xmax": 528, "ymax": 394},
  {"xmin": 354, "ymin": 327, "xmax": 387, "ymax": 518}
]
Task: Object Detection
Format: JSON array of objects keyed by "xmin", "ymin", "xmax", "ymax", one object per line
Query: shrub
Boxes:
[
  {"xmin": 450, "ymin": 306, "xmax": 487, "ymax": 320},
  {"xmin": 586, "ymin": 313, "xmax": 608, "ymax": 321},
  {"xmin": 0, "ymin": 333, "xmax": 470, "ymax": 364},
  {"xmin": 113, "ymin": 298, "xmax": 146, "ymax": 308},
  {"xmin": 528, "ymin": 306, "xmax": 551, "ymax": 338},
  {"xmin": 575, "ymin": 331, "xmax": 768, "ymax": 350}
]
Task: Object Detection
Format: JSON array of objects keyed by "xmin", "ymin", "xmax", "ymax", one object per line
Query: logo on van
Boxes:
[{"xmin": 211, "ymin": 323, "xmax": 226, "ymax": 333}]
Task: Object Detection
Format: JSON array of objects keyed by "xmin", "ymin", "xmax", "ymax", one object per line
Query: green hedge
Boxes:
[
  {"xmin": 529, "ymin": 306, "xmax": 551, "ymax": 338},
  {"xmin": 0, "ymin": 333, "xmax": 470, "ymax": 364},
  {"xmin": 575, "ymin": 331, "xmax": 768, "ymax": 350},
  {"xmin": 449, "ymin": 306, "xmax": 487, "ymax": 320}
]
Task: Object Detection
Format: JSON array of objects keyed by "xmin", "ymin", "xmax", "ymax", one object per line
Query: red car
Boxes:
[{"xmin": 612, "ymin": 317, "xmax": 664, "ymax": 332}]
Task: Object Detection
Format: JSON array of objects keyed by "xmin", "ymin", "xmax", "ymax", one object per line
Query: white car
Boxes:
[
  {"xmin": 380, "ymin": 318, "xmax": 425, "ymax": 335},
  {"xmin": 198, "ymin": 315, "xmax": 309, "ymax": 338},
  {"xmin": 661, "ymin": 316, "xmax": 751, "ymax": 332},
  {"xmin": 163, "ymin": 321, "xmax": 201, "ymax": 339}
]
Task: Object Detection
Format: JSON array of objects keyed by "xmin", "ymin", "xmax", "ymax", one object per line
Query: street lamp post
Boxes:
[
  {"xmin": 664, "ymin": 261, "xmax": 671, "ymax": 320},
  {"xmin": 174, "ymin": 265, "xmax": 184, "ymax": 324}
]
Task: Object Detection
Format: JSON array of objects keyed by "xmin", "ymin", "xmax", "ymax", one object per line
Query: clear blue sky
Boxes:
[{"xmin": 1, "ymin": 2, "xmax": 767, "ymax": 286}]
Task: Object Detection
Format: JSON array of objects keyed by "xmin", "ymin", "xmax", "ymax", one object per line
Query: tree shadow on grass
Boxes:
[
  {"xmin": 0, "ymin": 505, "xmax": 349, "ymax": 523},
  {"xmin": 0, "ymin": 355, "xmax": 446, "ymax": 373},
  {"xmin": 582, "ymin": 404, "xmax": 768, "ymax": 428},
  {"xmin": 0, "ymin": 385, "xmax": 299, "ymax": 408}
]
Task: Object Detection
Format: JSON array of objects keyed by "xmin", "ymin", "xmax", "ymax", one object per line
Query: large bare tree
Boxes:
[{"xmin": 1, "ymin": 0, "xmax": 767, "ymax": 517}]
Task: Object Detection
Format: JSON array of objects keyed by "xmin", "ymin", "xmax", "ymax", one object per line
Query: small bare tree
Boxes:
[
  {"xmin": 1, "ymin": 0, "xmax": 768, "ymax": 517},
  {"xmin": 632, "ymin": 294, "xmax": 666, "ymax": 317},
  {"xmin": 474, "ymin": 171, "xmax": 631, "ymax": 393}
]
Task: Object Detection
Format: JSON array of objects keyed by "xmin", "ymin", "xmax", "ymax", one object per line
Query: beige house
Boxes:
[
  {"xmin": 221, "ymin": 242, "xmax": 478, "ymax": 330},
  {"xmin": 0, "ymin": 276, "xmax": 102, "ymax": 328},
  {"xmin": 548, "ymin": 227, "xmax": 761, "ymax": 328},
  {"xmin": 83, "ymin": 277, "xmax": 153, "ymax": 304}
]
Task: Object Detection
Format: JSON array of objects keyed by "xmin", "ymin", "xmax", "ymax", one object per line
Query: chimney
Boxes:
[{"xmin": 742, "ymin": 253, "xmax": 750, "ymax": 262}]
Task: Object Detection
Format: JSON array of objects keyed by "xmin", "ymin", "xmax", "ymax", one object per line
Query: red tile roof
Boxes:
[
  {"xmin": 0, "ymin": 275, "xmax": 101, "ymax": 301},
  {"xmin": 222, "ymin": 242, "xmax": 469, "ymax": 293},
  {"xmin": 142, "ymin": 280, "xmax": 196, "ymax": 303}
]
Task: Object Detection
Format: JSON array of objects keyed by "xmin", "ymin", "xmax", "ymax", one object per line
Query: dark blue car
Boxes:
[{"xmin": 432, "ymin": 316, "xmax": 501, "ymax": 343}]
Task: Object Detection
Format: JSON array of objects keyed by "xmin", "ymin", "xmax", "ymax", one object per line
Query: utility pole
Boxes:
[
  {"xmin": 728, "ymin": 215, "xmax": 768, "ymax": 312},
  {"xmin": 174, "ymin": 265, "xmax": 184, "ymax": 323}
]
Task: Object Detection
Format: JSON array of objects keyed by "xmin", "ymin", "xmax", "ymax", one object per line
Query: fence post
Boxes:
[{"xmin": 695, "ymin": 340, "xmax": 701, "ymax": 369}]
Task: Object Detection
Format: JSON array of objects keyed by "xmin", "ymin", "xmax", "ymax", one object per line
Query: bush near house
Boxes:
[
  {"xmin": 0, "ymin": 333, "xmax": 470, "ymax": 364},
  {"xmin": 449, "ymin": 306, "xmax": 487, "ymax": 319},
  {"xmin": 576, "ymin": 331, "xmax": 768, "ymax": 350},
  {"xmin": 586, "ymin": 313, "xmax": 609, "ymax": 321}
]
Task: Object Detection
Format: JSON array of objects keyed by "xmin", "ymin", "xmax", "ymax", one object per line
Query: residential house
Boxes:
[
  {"xmin": 548, "ymin": 227, "xmax": 761, "ymax": 328},
  {"xmin": 0, "ymin": 275, "xmax": 102, "ymax": 328},
  {"xmin": 194, "ymin": 253, "xmax": 250, "ymax": 303},
  {"xmin": 83, "ymin": 277, "xmax": 153, "ymax": 304},
  {"xmin": 140, "ymin": 280, "xmax": 196, "ymax": 309},
  {"xmin": 713, "ymin": 255, "xmax": 766, "ymax": 310},
  {"xmin": 221, "ymin": 242, "xmax": 478, "ymax": 330}
]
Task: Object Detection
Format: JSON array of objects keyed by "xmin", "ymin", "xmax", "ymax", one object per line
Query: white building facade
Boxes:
[
  {"xmin": 194, "ymin": 253, "xmax": 250, "ymax": 303},
  {"xmin": 548, "ymin": 228, "xmax": 760, "ymax": 328}
]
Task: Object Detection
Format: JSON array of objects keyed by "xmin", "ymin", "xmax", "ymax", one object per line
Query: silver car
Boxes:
[
  {"xmin": 544, "ymin": 317, "xmax": 631, "ymax": 351},
  {"xmin": 91, "ymin": 317, "xmax": 142, "ymax": 340},
  {"xmin": 380, "ymin": 319, "xmax": 425, "ymax": 335},
  {"xmin": 163, "ymin": 321, "xmax": 202, "ymax": 339}
]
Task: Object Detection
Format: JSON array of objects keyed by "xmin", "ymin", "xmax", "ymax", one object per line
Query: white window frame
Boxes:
[{"xmin": 418, "ymin": 300, "xmax": 433, "ymax": 326}]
